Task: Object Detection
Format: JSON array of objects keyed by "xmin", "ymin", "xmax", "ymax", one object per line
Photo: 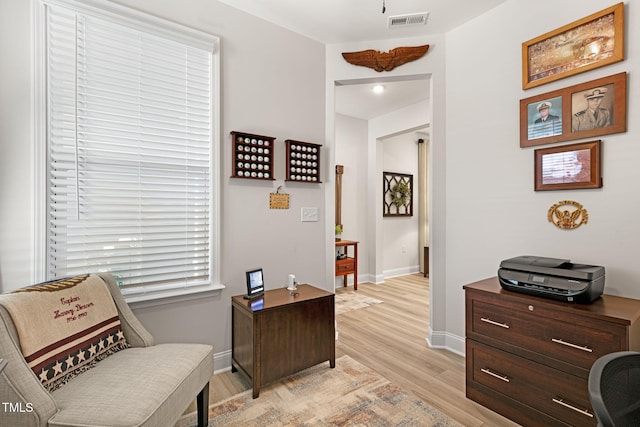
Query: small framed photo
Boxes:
[
  {"xmin": 571, "ymin": 83, "xmax": 615, "ymax": 134},
  {"xmin": 534, "ymin": 140, "xmax": 602, "ymax": 191},
  {"xmin": 522, "ymin": 2, "xmax": 624, "ymax": 90},
  {"xmin": 526, "ymin": 96, "xmax": 563, "ymax": 141},
  {"xmin": 520, "ymin": 72, "xmax": 626, "ymax": 148}
]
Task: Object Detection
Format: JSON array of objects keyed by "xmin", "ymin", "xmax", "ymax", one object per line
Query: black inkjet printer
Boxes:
[{"xmin": 498, "ymin": 255, "xmax": 605, "ymax": 303}]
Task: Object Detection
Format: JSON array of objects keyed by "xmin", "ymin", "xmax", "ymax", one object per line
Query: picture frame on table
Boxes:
[
  {"xmin": 534, "ymin": 140, "xmax": 602, "ymax": 191},
  {"xmin": 520, "ymin": 72, "xmax": 626, "ymax": 148},
  {"xmin": 522, "ymin": 2, "xmax": 624, "ymax": 90}
]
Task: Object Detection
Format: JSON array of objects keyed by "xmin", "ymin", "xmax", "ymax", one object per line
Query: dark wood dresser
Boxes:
[
  {"xmin": 232, "ymin": 284, "xmax": 335, "ymax": 398},
  {"xmin": 465, "ymin": 277, "xmax": 640, "ymax": 427}
]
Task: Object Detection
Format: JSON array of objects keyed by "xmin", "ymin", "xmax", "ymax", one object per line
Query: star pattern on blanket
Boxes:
[
  {"xmin": 88, "ymin": 344, "xmax": 98, "ymax": 357},
  {"xmin": 65, "ymin": 354, "xmax": 75, "ymax": 369},
  {"xmin": 35, "ymin": 331, "xmax": 128, "ymax": 384},
  {"xmin": 52, "ymin": 361, "xmax": 64, "ymax": 375},
  {"xmin": 6, "ymin": 274, "xmax": 132, "ymax": 393}
]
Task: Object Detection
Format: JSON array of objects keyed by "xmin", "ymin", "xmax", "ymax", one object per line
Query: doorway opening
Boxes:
[{"xmin": 333, "ymin": 75, "xmax": 431, "ymax": 286}]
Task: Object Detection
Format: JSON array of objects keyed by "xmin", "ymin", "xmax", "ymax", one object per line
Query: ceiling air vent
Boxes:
[{"xmin": 388, "ymin": 12, "xmax": 429, "ymax": 28}]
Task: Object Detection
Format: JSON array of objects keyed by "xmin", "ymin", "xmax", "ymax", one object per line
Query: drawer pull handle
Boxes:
[
  {"xmin": 480, "ymin": 317, "xmax": 510, "ymax": 329},
  {"xmin": 480, "ymin": 368, "xmax": 510, "ymax": 382},
  {"xmin": 552, "ymin": 398, "xmax": 594, "ymax": 418},
  {"xmin": 551, "ymin": 338, "xmax": 593, "ymax": 353}
]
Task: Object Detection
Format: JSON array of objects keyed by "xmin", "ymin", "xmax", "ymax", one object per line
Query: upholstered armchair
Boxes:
[{"xmin": 0, "ymin": 273, "xmax": 212, "ymax": 427}]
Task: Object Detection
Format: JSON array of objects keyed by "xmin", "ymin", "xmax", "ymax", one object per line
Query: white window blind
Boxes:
[{"xmin": 40, "ymin": 0, "xmax": 220, "ymax": 298}]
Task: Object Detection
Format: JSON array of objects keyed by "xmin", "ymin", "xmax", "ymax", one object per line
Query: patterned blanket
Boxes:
[{"xmin": 0, "ymin": 274, "xmax": 129, "ymax": 391}]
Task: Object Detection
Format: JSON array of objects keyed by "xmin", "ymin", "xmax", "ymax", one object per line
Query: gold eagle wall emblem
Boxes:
[
  {"xmin": 341, "ymin": 44, "xmax": 430, "ymax": 72},
  {"xmin": 548, "ymin": 200, "xmax": 588, "ymax": 229}
]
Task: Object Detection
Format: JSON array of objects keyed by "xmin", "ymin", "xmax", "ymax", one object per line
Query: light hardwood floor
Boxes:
[{"xmin": 202, "ymin": 274, "xmax": 519, "ymax": 426}]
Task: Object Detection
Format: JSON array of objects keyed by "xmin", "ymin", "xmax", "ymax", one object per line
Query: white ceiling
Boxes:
[
  {"xmin": 217, "ymin": 0, "xmax": 507, "ymax": 44},
  {"xmin": 218, "ymin": 0, "xmax": 507, "ymax": 120},
  {"xmin": 335, "ymin": 77, "xmax": 430, "ymax": 120}
]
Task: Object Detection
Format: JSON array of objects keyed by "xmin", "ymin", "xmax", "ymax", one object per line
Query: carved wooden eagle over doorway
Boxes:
[{"xmin": 341, "ymin": 44, "xmax": 429, "ymax": 72}]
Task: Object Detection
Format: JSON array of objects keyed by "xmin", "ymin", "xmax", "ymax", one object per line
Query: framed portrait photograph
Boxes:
[
  {"xmin": 571, "ymin": 83, "xmax": 614, "ymax": 133},
  {"xmin": 520, "ymin": 72, "xmax": 626, "ymax": 148},
  {"xmin": 534, "ymin": 140, "xmax": 602, "ymax": 191},
  {"xmin": 526, "ymin": 96, "xmax": 563, "ymax": 141},
  {"xmin": 522, "ymin": 2, "xmax": 624, "ymax": 90}
]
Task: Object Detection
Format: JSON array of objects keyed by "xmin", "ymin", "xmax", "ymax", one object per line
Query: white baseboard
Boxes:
[
  {"xmin": 371, "ymin": 273, "xmax": 385, "ymax": 284},
  {"xmin": 213, "ymin": 349, "xmax": 232, "ymax": 374},
  {"xmin": 215, "ymin": 333, "xmax": 465, "ymax": 376},
  {"xmin": 427, "ymin": 327, "xmax": 465, "ymax": 357},
  {"xmin": 336, "ymin": 266, "xmax": 421, "ymax": 288},
  {"xmin": 336, "ymin": 273, "xmax": 379, "ymax": 286},
  {"xmin": 383, "ymin": 265, "xmax": 421, "ymax": 279},
  {"xmin": 215, "ymin": 326, "xmax": 465, "ymax": 376}
]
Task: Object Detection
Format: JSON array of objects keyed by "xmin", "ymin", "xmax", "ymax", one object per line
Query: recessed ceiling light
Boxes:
[{"xmin": 372, "ymin": 85, "xmax": 385, "ymax": 94}]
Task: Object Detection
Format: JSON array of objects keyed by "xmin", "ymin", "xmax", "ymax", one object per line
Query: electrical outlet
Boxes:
[
  {"xmin": 301, "ymin": 207, "xmax": 319, "ymax": 222},
  {"xmin": 402, "ymin": 245, "xmax": 406, "ymax": 253}
]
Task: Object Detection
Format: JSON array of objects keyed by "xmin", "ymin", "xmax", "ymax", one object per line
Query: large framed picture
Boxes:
[
  {"xmin": 522, "ymin": 2, "xmax": 624, "ymax": 90},
  {"xmin": 534, "ymin": 140, "xmax": 602, "ymax": 191},
  {"xmin": 520, "ymin": 72, "xmax": 626, "ymax": 148}
]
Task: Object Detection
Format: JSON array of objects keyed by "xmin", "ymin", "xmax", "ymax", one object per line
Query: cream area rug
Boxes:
[
  {"xmin": 176, "ymin": 355, "xmax": 462, "ymax": 427},
  {"xmin": 334, "ymin": 291, "xmax": 382, "ymax": 316}
]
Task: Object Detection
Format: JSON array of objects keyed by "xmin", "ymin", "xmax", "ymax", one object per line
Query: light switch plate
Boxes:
[{"xmin": 301, "ymin": 207, "xmax": 319, "ymax": 222}]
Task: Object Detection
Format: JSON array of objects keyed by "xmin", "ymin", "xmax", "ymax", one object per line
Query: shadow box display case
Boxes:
[
  {"xmin": 285, "ymin": 139, "xmax": 321, "ymax": 183},
  {"xmin": 231, "ymin": 131, "xmax": 275, "ymax": 180}
]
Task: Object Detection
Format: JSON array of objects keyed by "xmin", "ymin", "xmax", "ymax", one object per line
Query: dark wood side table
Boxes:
[
  {"xmin": 336, "ymin": 240, "xmax": 358, "ymax": 290},
  {"xmin": 231, "ymin": 284, "xmax": 335, "ymax": 398}
]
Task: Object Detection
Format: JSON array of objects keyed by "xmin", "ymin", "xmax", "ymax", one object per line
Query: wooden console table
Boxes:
[
  {"xmin": 231, "ymin": 284, "xmax": 335, "ymax": 398},
  {"xmin": 336, "ymin": 240, "xmax": 358, "ymax": 290}
]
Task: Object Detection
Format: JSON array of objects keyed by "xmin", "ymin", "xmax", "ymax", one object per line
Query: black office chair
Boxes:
[{"xmin": 589, "ymin": 351, "xmax": 640, "ymax": 427}]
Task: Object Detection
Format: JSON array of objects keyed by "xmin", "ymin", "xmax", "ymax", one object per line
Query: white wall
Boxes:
[
  {"xmin": 369, "ymin": 102, "xmax": 430, "ymax": 282},
  {"xmin": 334, "ymin": 113, "xmax": 368, "ymax": 285},
  {"xmin": 0, "ymin": 0, "xmax": 33, "ymax": 289},
  {"xmin": 335, "ymin": 108, "xmax": 427, "ymax": 285},
  {"xmin": 329, "ymin": 0, "xmax": 640, "ymax": 356},
  {"xmin": 326, "ymin": 38, "xmax": 446, "ymax": 347},
  {"xmin": 382, "ymin": 131, "xmax": 420, "ymax": 276},
  {"xmin": 444, "ymin": 0, "xmax": 640, "ymax": 354},
  {"xmin": 335, "ymin": 99, "xmax": 429, "ymax": 285},
  {"xmin": 0, "ymin": 0, "xmax": 326, "ymax": 369},
  {"xmin": 4, "ymin": 0, "xmax": 634, "ymax": 364}
]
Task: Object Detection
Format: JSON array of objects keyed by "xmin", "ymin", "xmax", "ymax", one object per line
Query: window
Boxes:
[{"xmin": 34, "ymin": 0, "xmax": 221, "ymax": 301}]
